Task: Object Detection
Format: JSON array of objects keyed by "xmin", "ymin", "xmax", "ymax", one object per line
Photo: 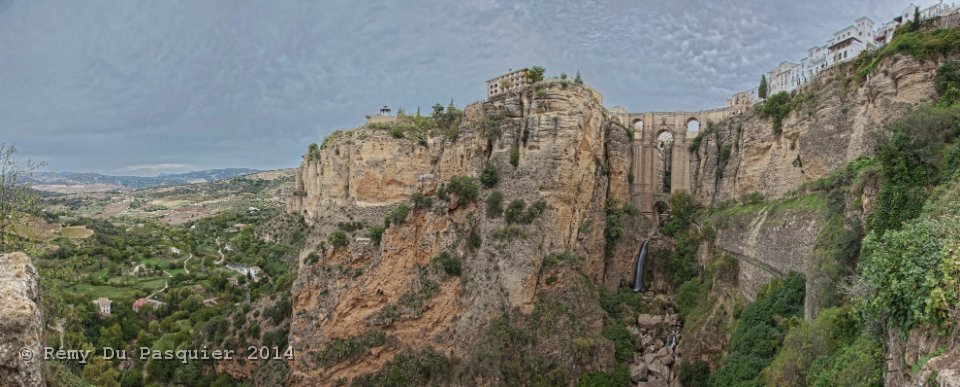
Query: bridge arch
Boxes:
[{"xmin": 686, "ymin": 117, "xmax": 701, "ymax": 132}]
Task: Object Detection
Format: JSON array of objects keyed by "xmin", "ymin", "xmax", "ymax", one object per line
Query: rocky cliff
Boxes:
[
  {"xmin": 0, "ymin": 252, "xmax": 45, "ymax": 387},
  {"xmin": 287, "ymin": 83, "xmax": 655, "ymax": 384},
  {"xmin": 691, "ymin": 54, "xmax": 945, "ymax": 204}
]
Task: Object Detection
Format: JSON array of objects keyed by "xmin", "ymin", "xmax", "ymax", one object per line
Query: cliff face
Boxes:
[
  {"xmin": 287, "ymin": 84, "xmax": 651, "ymax": 384},
  {"xmin": 691, "ymin": 54, "xmax": 943, "ymax": 203},
  {"xmin": 0, "ymin": 252, "xmax": 44, "ymax": 387}
]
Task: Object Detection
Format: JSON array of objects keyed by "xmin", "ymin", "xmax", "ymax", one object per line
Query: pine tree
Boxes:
[
  {"xmin": 758, "ymin": 75, "xmax": 768, "ymax": 99},
  {"xmin": 574, "ymin": 69, "xmax": 583, "ymax": 84}
]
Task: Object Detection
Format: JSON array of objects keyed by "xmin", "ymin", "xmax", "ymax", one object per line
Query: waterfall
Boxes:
[{"xmin": 632, "ymin": 240, "xmax": 649, "ymax": 292}]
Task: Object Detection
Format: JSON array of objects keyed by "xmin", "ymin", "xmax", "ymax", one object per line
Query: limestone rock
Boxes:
[{"xmin": 0, "ymin": 252, "xmax": 44, "ymax": 387}]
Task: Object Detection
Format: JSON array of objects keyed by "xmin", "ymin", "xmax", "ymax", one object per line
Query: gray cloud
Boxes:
[{"xmin": 0, "ymin": 0, "xmax": 912, "ymax": 174}]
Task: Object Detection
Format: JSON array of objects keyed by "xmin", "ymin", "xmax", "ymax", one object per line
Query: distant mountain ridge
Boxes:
[{"xmin": 28, "ymin": 168, "xmax": 261, "ymax": 191}]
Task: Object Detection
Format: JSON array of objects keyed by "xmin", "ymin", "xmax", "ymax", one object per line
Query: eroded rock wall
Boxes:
[
  {"xmin": 0, "ymin": 252, "xmax": 44, "ymax": 387},
  {"xmin": 691, "ymin": 54, "xmax": 944, "ymax": 204},
  {"xmin": 286, "ymin": 84, "xmax": 650, "ymax": 384}
]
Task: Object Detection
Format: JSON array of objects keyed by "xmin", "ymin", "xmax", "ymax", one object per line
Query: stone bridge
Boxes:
[{"xmin": 612, "ymin": 107, "xmax": 741, "ymax": 218}]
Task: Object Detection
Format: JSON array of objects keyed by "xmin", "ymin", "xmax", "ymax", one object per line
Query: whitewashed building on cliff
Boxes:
[
  {"xmin": 486, "ymin": 68, "xmax": 530, "ymax": 98},
  {"xmin": 758, "ymin": 2, "xmax": 958, "ymax": 97}
]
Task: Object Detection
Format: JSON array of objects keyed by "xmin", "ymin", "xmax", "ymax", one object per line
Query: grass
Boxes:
[{"xmin": 61, "ymin": 225, "xmax": 94, "ymax": 238}]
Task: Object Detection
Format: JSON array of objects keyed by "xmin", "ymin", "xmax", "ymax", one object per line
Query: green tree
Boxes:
[
  {"xmin": 82, "ymin": 357, "xmax": 121, "ymax": 387},
  {"xmin": 526, "ymin": 66, "xmax": 545, "ymax": 83},
  {"xmin": 0, "ymin": 143, "xmax": 44, "ymax": 251},
  {"xmin": 328, "ymin": 230, "xmax": 348, "ymax": 247},
  {"xmin": 486, "ymin": 191, "xmax": 504, "ymax": 218},
  {"xmin": 480, "ymin": 162, "xmax": 498, "ymax": 188},
  {"xmin": 758, "ymin": 74, "xmax": 768, "ymax": 99},
  {"xmin": 574, "ymin": 69, "xmax": 583, "ymax": 85}
]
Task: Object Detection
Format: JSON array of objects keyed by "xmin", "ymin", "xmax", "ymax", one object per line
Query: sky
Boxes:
[{"xmin": 0, "ymin": 0, "xmax": 916, "ymax": 175}]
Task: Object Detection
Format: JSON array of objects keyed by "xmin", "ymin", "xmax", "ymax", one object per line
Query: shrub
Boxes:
[
  {"xmin": 480, "ymin": 162, "xmax": 498, "ymax": 188},
  {"xmin": 678, "ymin": 361, "xmax": 711, "ymax": 387},
  {"xmin": 411, "ymin": 192, "xmax": 432, "ymax": 209},
  {"xmin": 436, "ymin": 184, "xmax": 448, "ymax": 201},
  {"xmin": 661, "ymin": 191, "xmax": 697, "ymax": 237},
  {"xmin": 806, "ymin": 332, "xmax": 885, "ymax": 387},
  {"xmin": 867, "ymin": 107, "xmax": 960, "ymax": 234},
  {"xmin": 385, "ymin": 204, "xmax": 411, "ymax": 227},
  {"xmin": 577, "ymin": 364, "xmax": 629, "ymax": 387},
  {"xmin": 505, "ymin": 199, "xmax": 526, "ymax": 224},
  {"xmin": 757, "ymin": 91, "xmax": 795, "ymax": 134},
  {"xmin": 350, "ymin": 350, "xmax": 451, "ymax": 387},
  {"xmin": 601, "ymin": 323, "xmax": 634, "ymax": 363},
  {"xmin": 510, "ymin": 148, "xmax": 520, "ymax": 167},
  {"xmin": 599, "ymin": 287, "xmax": 645, "ymax": 321},
  {"xmin": 763, "ymin": 306, "xmax": 860, "ymax": 386},
  {"xmin": 467, "ymin": 227, "xmax": 482, "ymax": 250},
  {"xmin": 328, "ymin": 231, "xmax": 348, "ymax": 248},
  {"xmin": 485, "ymin": 191, "xmax": 504, "ymax": 218},
  {"xmin": 483, "ymin": 115, "xmax": 504, "ymax": 141},
  {"xmin": 432, "ymin": 251, "xmax": 462, "ymax": 277},
  {"xmin": 712, "ymin": 273, "xmax": 805, "ymax": 386},
  {"xmin": 367, "ymin": 225, "xmax": 385, "ymax": 245},
  {"xmin": 603, "ymin": 199, "xmax": 625, "ymax": 261},
  {"xmin": 936, "ymin": 61, "xmax": 960, "ymax": 106},
  {"xmin": 315, "ymin": 329, "xmax": 390, "ymax": 367},
  {"xmin": 307, "ymin": 143, "xmax": 321, "ymax": 160},
  {"xmin": 447, "ymin": 176, "xmax": 479, "ymax": 205},
  {"xmin": 524, "ymin": 200, "xmax": 547, "ymax": 222},
  {"xmin": 526, "ymin": 66, "xmax": 545, "ymax": 83}
]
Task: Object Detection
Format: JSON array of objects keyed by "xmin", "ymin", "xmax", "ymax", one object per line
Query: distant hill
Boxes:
[{"xmin": 27, "ymin": 168, "xmax": 262, "ymax": 193}]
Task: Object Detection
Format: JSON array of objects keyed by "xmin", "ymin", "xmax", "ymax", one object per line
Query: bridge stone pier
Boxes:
[{"xmin": 613, "ymin": 107, "xmax": 739, "ymax": 219}]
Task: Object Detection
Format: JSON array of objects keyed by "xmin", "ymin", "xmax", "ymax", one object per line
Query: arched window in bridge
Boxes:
[
  {"xmin": 686, "ymin": 119, "xmax": 700, "ymax": 133},
  {"xmin": 656, "ymin": 131, "xmax": 674, "ymax": 193}
]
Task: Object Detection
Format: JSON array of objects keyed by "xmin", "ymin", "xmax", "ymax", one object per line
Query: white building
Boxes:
[
  {"xmin": 746, "ymin": 2, "xmax": 958, "ymax": 103},
  {"xmin": 486, "ymin": 68, "xmax": 531, "ymax": 98},
  {"xmin": 828, "ymin": 17, "xmax": 878, "ymax": 66},
  {"xmin": 94, "ymin": 298, "xmax": 112, "ymax": 316},
  {"xmin": 226, "ymin": 263, "xmax": 263, "ymax": 282},
  {"xmin": 766, "ymin": 61, "xmax": 800, "ymax": 95}
]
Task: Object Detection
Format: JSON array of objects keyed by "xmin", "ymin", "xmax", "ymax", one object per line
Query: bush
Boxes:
[
  {"xmin": 661, "ymin": 191, "xmax": 697, "ymax": 237},
  {"xmin": 432, "ymin": 251, "xmax": 462, "ymax": 277},
  {"xmin": 510, "ymin": 148, "xmax": 520, "ymax": 167},
  {"xmin": 676, "ymin": 276, "xmax": 710, "ymax": 320},
  {"xmin": 678, "ymin": 361, "xmax": 711, "ymax": 387},
  {"xmin": 526, "ymin": 66, "xmax": 545, "ymax": 83},
  {"xmin": 601, "ymin": 323, "xmax": 634, "ymax": 363},
  {"xmin": 316, "ymin": 329, "xmax": 390, "ymax": 367},
  {"xmin": 328, "ymin": 230, "xmax": 349, "ymax": 248},
  {"xmin": 367, "ymin": 225, "xmax": 385, "ymax": 245},
  {"xmin": 505, "ymin": 199, "xmax": 526, "ymax": 224},
  {"xmin": 806, "ymin": 332, "xmax": 885, "ymax": 387},
  {"xmin": 480, "ymin": 162, "xmax": 498, "ymax": 188},
  {"xmin": 483, "ymin": 115, "xmax": 504, "ymax": 141},
  {"xmin": 763, "ymin": 306, "xmax": 860, "ymax": 386},
  {"xmin": 524, "ymin": 200, "xmax": 547, "ymax": 222},
  {"xmin": 411, "ymin": 192, "xmax": 432, "ymax": 209},
  {"xmin": 867, "ymin": 107, "xmax": 960, "ymax": 234},
  {"xmin": 603, "ymin": 199, "xmax": 626, "ymax": 261},
  {"xmin": 598, "ymin": 287, "xmax": 645, "ymax": 321},
  {"xmin": 385, "ymin": 204, "xmax": 411, "ymax": 227},
  {"xmin": 577, "ymin": 363, "xmax": 630, "ymax": 387},
  {"xmin": 485, "ymin": 191, "xmax": 504, "ymax": 218},
  {"xmin": 350, "ymin": 350, "xmax": 450, "ymax": 387},
  {"xmin": 757, "ymin": 91, "xmax": 796, "ymax": 134},
  {"xmin": 936, "ymin": 61, "xmax": 960, "ymax": 106},
  {"xmin": 467, "ymin": 227, "xmax": 482, "ymax": 250},
  {"xmin": 447, "ymin": 176, "xmax": 479, "ymax": 205},
  {"xmin": 712, "ymin": 273, "xmax": 805, "ymax": 386}
]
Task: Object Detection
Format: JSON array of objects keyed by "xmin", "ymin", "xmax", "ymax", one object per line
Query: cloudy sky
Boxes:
[{"xmin": 0, "ymin": 0, "xmax": 913, "ymax": 175}]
